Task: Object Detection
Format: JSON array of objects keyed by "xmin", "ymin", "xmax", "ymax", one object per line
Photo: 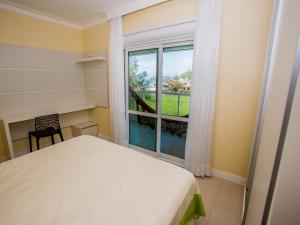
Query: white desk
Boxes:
[{"xmin": 0, "ymin": 104, "xmax": 96, "ymax": 159}]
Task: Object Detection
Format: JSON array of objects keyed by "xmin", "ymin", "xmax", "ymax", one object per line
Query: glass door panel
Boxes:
[
  {"xmin": 129, "ymin": 114, "xmax": 157, "ymax": 151},
  {"xmin": 162, "ymin": 45, "xmax": 193, "ymax": 117},
  {"xmin": 128, "ymin": 48, "xmax": 158, "ymax": 153},
  {"xmin": 128, "ymin": 49, "xmax": 158, "ymax": 113},
  {"xmin": 160, "ymin": 119, "xmax": 187, "ymax": 159}
]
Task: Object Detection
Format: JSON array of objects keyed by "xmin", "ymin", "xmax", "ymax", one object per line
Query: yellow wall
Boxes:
[
  {"xmin": 0, "ymin": 131, "xmax": 5, "ymax": 160},
  {"xmin": 122, "ymin": 0, "xmax": 273, "ymax": 177},
  {"xmin": 82, "ymin": 22, "xmax": 109, "ymax": 53},
  {"xmin": 0, "ymin": 8, "xmax": 82, "ymax": 53},
  {"xmin": 89, "ymin": 107, "xmax": 111, "ymax": 137},
  {"xmin": 0, "ymin": 121, "xmax": 9, "ymax": 160},
  {"xmin": 213, "ymin": 0, "xmax": 273, "ymax": 177}
]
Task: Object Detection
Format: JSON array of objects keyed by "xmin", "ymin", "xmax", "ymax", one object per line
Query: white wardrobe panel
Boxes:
[
  {"xmin": 245, "ymin": 0, "xmax": 300, "ymax": 224},
  {"xmin": 267, "ymin": 66, "xmax": 300, "ymax": 225}
]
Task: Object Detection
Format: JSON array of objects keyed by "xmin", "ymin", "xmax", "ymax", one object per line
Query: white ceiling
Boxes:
[{"xmin": 1, "ymin": 0, "xmax": 145, "ymax": 24}]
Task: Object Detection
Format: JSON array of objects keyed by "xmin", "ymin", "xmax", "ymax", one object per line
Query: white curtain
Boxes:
[
  {"xmin": 184, "ymin": 0, "xmax": 222, "ymax": 177},
  {"xmin": 109, "ymin": 17, "xmax": 128, "ymax": 146}
]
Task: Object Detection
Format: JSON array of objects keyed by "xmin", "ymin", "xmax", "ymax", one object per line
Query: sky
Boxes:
[{"xmin": 130, "ymin": 49, "xmax": 193, "ymax": 83}]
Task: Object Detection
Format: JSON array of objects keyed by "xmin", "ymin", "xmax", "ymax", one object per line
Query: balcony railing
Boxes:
[{"xmin": 130, "ymin": 90, "xmax": 190, "ymax": 117}]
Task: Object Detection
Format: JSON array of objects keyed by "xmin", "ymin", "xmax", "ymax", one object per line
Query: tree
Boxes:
[
  {"xmin": 136, "ymin": 71, "xmax": 151, "ymax": 91},
  {"xmin": 169, "ymin": 80, "xmax": 182, "ymax": 92},
  {"xmin": 173, "ymin": 74, "xmax": 180, "ymax": 80},
  {"xmin": 180, "ymin": 70, "xmax": 192, "ymax": 80},
  {"xmin": 128, "ymin": 57, "xmax": 139, "ymax": 89},
  {"xmin": 128, "ymin": 56, "xmax": 153, "ymax": 101}
]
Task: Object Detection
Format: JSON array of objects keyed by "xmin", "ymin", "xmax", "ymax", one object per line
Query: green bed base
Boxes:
[{"xmin": 179, "ymin": 194, "xmax": 206, "ymax": 225}]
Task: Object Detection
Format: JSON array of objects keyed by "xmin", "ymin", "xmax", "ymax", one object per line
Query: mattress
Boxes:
[{"xmin": 0, "ymin": 135, "xmax": 205, "ymax": 225}]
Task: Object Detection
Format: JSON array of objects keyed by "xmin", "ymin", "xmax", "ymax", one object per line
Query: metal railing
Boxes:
[{"xmin": 132, "ymin": 91, "xmax": 190, "ymax": 116}]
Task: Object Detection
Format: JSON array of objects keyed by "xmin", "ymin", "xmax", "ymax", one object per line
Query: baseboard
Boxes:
[
  {"xmin": 97, "ymin": 133, "xmax": 113, "ymax": 142},
  {"xmin": 212, "ymin": 169, "xmax": 246, "ymax": 186}
]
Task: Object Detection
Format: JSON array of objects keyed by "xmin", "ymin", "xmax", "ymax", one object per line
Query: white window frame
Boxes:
[{"xmin": 125, "ymin": 39, "xmax": 194, "ymax": 166}]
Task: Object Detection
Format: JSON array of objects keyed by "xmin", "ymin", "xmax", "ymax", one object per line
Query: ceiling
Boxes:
[{"xmin": 1, "ymin": 0, "xmax": 145, "ymax": 25}]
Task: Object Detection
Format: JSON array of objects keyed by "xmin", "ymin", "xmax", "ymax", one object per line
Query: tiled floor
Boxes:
[{"xmin": 196, "ymin": 177, "xmax": 244, "ymax": 225}]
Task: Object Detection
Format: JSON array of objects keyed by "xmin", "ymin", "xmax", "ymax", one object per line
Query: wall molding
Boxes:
[
  {"xmin": 213, "ymin": 169, "xmax": 247, "ymax": 186},
  {"xmin": 82, "ymin": 15, "xmax": 107, "ymax": 29}
]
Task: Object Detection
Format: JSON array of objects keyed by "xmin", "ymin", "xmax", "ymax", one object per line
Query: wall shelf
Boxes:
[{"xmin": 76, "ymin": 56, "xmax": 105, "ymax": 63}]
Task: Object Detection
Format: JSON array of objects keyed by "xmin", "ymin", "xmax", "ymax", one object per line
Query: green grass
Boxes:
[
  {"xmin": 161, "ymin": 94, "xmax": 189, "ymax": 116},
  {"xmin": 129, "ymin": 92, "xmax": 190, "ymax": 117}
]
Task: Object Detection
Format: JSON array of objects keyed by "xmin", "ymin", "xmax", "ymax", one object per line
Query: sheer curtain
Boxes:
[
  {"xmin": 184, "ymin": 0, "xmax": 222, "ymax": 177},
  {"xmin": 109, "ymin": 17, "xmax": 128, "ymax": 146}
]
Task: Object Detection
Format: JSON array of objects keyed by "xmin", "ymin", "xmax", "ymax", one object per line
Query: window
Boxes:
[{"xmin": 126, "ymin": 42, "xmax": 193, "ymax": 164}]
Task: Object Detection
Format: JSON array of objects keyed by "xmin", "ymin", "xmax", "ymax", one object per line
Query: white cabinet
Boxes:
[{"xmin": 71, "ymin": 121, "xmax": 98, "ymax": 137}]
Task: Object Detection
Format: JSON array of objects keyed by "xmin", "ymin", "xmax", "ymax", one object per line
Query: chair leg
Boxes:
[
  {"xmin": 51, "ymin": 135, "xmax": 55, "ymax": 145},
  {"xmin": 36, "ymin": 137, "xmax": 40, "ymax": 150},
  {"xmin": 29, "ymin": 133, "xmax": 32, "ymax": 152},
  {"xmin": 59, "ymin": 131, "xmax": 64, "ymax": 142}
]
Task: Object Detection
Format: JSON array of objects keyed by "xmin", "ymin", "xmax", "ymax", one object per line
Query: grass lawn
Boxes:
[{"xmin": 129, "ymin": 92, "xmax": 190, "ymax": 117}]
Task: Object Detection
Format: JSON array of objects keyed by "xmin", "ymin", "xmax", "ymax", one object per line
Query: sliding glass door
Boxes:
[{"xmin": 126, "ymin": 42, "xmax": 193, "ymax": 165}]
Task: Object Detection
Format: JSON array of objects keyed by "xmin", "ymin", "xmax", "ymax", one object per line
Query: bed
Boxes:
[{"xmin": 0, "ymin": 135, "xmax": 205, "ymax": 225}]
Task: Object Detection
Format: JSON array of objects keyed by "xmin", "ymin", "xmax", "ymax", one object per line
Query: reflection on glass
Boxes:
[
  {"xmin": 160, "ymin": 119, "xmax": 187, "ymax": 159},
  {"xmin": 162, "ymin": 45, "xmax": 193, "ymax": 117},
  {"xmin": 129, "ymin": 114, "xmax": 157, "ymax": 152},
  {"xmin": 128, "ymin": 49, "xmax": 158, "ymax": 113}
]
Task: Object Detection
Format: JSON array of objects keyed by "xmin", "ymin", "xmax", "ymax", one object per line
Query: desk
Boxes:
[{"xmin": 0, "ymin": 104, "xmax": 96, "ymax": 159}]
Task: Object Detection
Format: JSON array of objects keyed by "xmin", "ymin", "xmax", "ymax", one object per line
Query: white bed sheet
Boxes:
[{"xmin": 0, "ymin": 135, "xmax": 201, "ymax": 225}]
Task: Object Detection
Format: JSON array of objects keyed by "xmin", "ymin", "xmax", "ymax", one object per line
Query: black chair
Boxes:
[{"xmin": 29, "ymin": 113, "xmax": 64, "ymax": 152}]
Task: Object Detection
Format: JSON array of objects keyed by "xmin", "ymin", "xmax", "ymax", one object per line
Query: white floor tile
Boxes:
[{"xmin": 197, "ymin": 176, "xmax": 244, "ymax": 225}]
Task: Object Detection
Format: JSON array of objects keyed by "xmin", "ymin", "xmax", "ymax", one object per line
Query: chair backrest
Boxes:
[{"xmin": 35, "ymin": 114, "xmax": 61, "ymax": 131}]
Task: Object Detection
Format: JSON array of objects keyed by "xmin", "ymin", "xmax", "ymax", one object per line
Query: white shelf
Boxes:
[{"xmin": 76, "ymin": 56, "xmax": 105, "ymax": 63}]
